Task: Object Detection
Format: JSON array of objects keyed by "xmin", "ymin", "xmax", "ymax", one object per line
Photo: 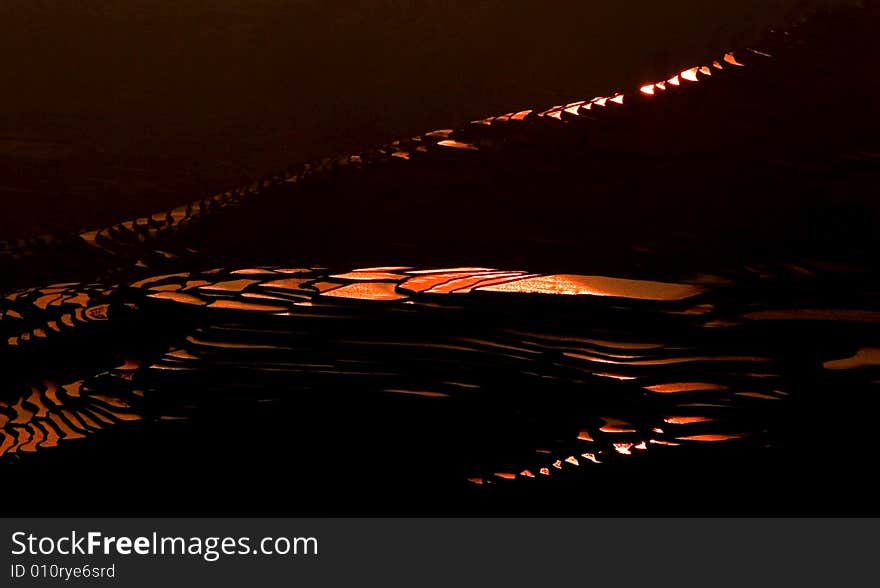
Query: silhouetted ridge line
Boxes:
[{"xmin": 1, "ymin": 3, "xmax": 876, "ymax": 290}]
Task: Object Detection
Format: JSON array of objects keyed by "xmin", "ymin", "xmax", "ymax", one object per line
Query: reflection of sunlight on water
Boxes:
[
  {"xmin": 148, "ymin": 291, "xmax": 208, "ymax": 305},
  {"xmin": 475, "ymin": 274, "xmax": 702, "ymax": 300},
  {"xmin": 645, "ymin": 382, "xmax": 729, "ymax": 393},
  {"xmin": 824, "ymin": 347, "xmax": 880, "ymax": 370},
  {"xmin": 724, "ymin": 52, "xmax": 745, "ymax": 66},
  {"xmin": 681, "ymin": 67, "xmax": 701, "ymax": 82},
  {"xmin": 323, "ymin": 282, "xmax": 407, "ymax": 301},
  {"xmin": 6, "ymin": 191, "xmax": 880, "ymax": 494},
  {"xmin": 613, "ymin": 443, "xmax": 634, "ymax": 455},
  {"xmin": 0, "ymin": 0, "xmax": 875, "ymax": 511},
  {"xmin": 677, "ymin": 433, "xmax": 747, "ymax": 442},
  {"xmin": 630, "ymin": 50, "xmax": 750, "ymax": 107},
  {"xmin": 664, "ymin": 416, "xmax": 716, "ymax": 424},
  {"xmin": 386, "ymin": 389, "xmax": 450, "ymax": 398},
  {"xmin": 4, "ymin": 251, "xmax": 878, "ymax": 486},
  {"xmin": 436, "ymin": 140, "xmax": 479, "ymax": 151},
  {"xmin": 0, "ymin": 378, "xmax": 142, "ymax": 458}
]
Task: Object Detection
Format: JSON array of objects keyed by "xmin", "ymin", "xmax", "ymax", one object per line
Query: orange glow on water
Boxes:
[
  {"xmin": 823, "ymin": 347, "xmax": 880, "ymax": 370},
  {"xmin": 736, "ymin": 392, "xmax": 779, "ymax": 400},
  {"xmin": 408, "ymin": 271, "xmax": 533, "ymax": 294},
  {"xmin": 353, "ymin": 266, "xmax": 411, "ymax": 273},
  {"xmin": 645, "ymin": 382, "xmax": 729, "ymax": 393},
  {"xmin": 566, "ymin": 352, "xmax": 768, "ymax": 366},
  {"xmin": 593, "ymin": 372, "xmax": 639, "ymax": 381},
  {"xmin": 34, "ymin": 294, "xmax": 61, "ymax": 309},
  {"xmin": 681, "ymin": 67, "xmax": 700, "ymax": 82},
  {"xmin": 436, "ymin": 140, "xmax": 478, "ymax": 150},
  {"xmin": 668, "ymin": 75, "xmax": 681, "ymax": 86},
  {"xmin": 50, "ymin": 414, "xmax": 86, "ymax": 440},
  {"xmin": 330, "ymin": 271, "xmax": 404, "ymax": 280},
  {"xmin": 230, "ymin": 268, "xmax": 276, "ymax": 275},
  {"xmin": 678, "ymin": 433, "xmax": 747, "ymax": 442},
  {"xmin": 613, "ymin": 443, "xmax": 634, "ymax": 455},
  {"xmin": 199, "ymin": 279, "xmax": 258, "ymax": 292},
  {"xmin": 640, "ymin": 84, "xmax": 655, "ymax": 95},
  {"xmin": 723, "ymin": 52, "xmax": 745, "ymax": 66},
  {"xmin": 505, "ymin": 332, "xmax": 661, "ymax": 350},
  {"xmin": 150, "ymin": 284, "xmax": 182, "ymax": 292},
  {"xmin": 385, "ymin": 389, "xmax": 450, "ymax": 398},
  {"xmin": 262, "ymin": 278, "xmax": 309, "ymax": 290},
  {"xmin": 242, "ymin": 292, "xmax": 291, "ymax": 303},
  {"xmin": 663, "ymin": 416, "xmax": 715, "ymax": 424},
  {"xmin": 398, "ymin": 272, "xmax": 473, "ymax": 293},
  {"xmin": 147, "ymin": 292, "xmax": 208, "ymax": 305},
  {"xmin": 477, "ymin": 274, "xmax": 702, "ymax": 300},
  {"xmin": 321, "ymin": 282, "xmax": 407, "ymax": 301}
]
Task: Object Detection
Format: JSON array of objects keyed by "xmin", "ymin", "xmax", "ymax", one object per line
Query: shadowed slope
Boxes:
[{"xmin": 1, "ymin": 3, "xmax": 878, "ymax": 291}]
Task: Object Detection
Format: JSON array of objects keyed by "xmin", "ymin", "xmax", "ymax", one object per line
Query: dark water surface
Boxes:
[{"xmin": 0, "ymin": 1, "xmax": 878, "ymax": 514}]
